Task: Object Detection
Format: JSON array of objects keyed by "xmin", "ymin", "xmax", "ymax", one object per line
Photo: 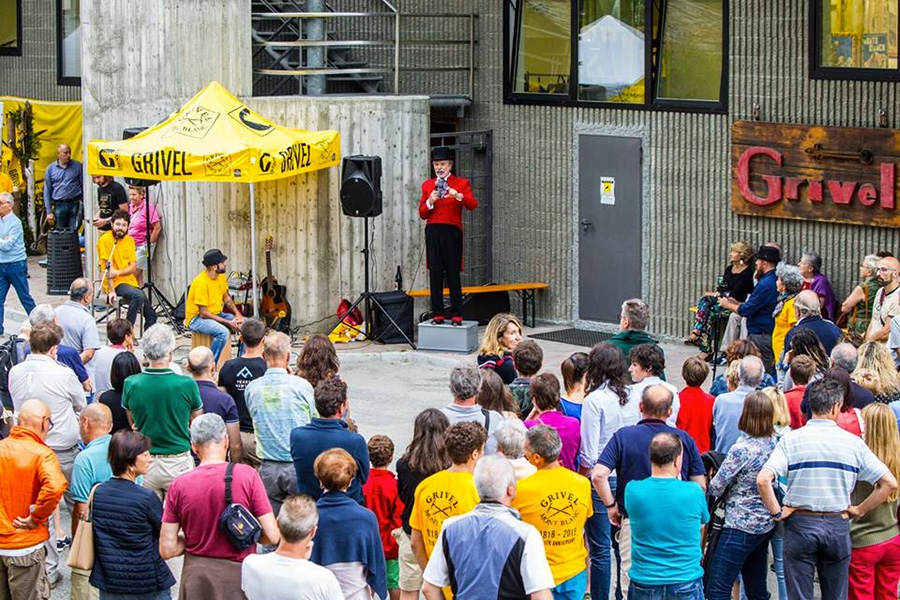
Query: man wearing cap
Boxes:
[
  {"xmin": 185, "ymin": 249, "xmax": 244, "ymax": 362},
  {"xmin": 418, "ymin": 146, "xmax": 478, "ymax": 326},
  {"xmin": 718, "ymin": 245, "xmax": 781, "ymax": 373}
]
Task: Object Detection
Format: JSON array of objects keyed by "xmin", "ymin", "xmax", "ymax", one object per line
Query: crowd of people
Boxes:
[{"xmin": 2, "ymin": 216, "xmax": 900, "ymax": 600}]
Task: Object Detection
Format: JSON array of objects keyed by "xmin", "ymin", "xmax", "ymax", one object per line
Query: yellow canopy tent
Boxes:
[{"xmin": 87, "ymin": 81, "xmax": 341, "ymax": 314}]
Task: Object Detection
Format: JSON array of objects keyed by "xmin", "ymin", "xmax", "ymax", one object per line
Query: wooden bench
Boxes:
[{"xmin": 407, "ymin": 282, "xmax": 549, "ymax": 327}]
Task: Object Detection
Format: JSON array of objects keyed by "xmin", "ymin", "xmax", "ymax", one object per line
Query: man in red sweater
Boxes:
[
  {"xmin": 418, "ymin": 146, "xmax": 478, "ymax": 325},
  {"xmin": 363, "ymin": 434, "xmax": 404, "ymax": 600}
]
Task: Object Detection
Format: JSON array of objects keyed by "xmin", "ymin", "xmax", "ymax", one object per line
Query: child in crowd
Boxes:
[
  {"xmin": 362, "ymin": 435, "xmax": 403, "ymax": 600},
  {"xmin": 784, "ymin": 355, "xmax": 816, "ymax": 429},
  {"xmin": 676, "ymin": 356, "xmax": 715, "ymax": 454},
  {"xmin": 509, "ymin": 340, "xmax": 543, "ymax": 417},
  {"xmin": 559, "ymin": 352, "xmax": 589, "ymax": 421},
  {"xmin": 524, "ymin": 373, "xmax": 581, "ymax": 471}
]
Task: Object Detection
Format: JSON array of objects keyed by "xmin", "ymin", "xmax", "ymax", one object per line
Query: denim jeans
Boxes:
[
  {"xmin": 0, "ymin": 259, "xmax": 36, "ymax": 334},
  {"xmin": 586, "ymin": 478, "xmax": 617, "ymax": 600},
  {"xmin": 115, "ymin": 282, "xmax": 157, "ymax": 328},
  {"xmin": 783, "ymin": 514, "xmax": 850, "ymax": 600},
  {"xmin": 188, "ymin": 312, "xmax": 233, "ymax": 361},
  {"xmin": 770, "ymin": 525, "xmax": 787, "ymax": 600},
  {"xmin": 52, "ymin": 198, "xmax": 82, "ymax": 231},
  {"xmin": 628, "ymin": 577, "xmax": 704, "ymax": 600},
  {"xmin": 705, "ymin": 527, "xmax": 773, "ymax": 600}
]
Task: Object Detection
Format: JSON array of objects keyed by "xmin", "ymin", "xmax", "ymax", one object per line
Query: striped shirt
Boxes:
[{"xmin": 762, "ymin": 419, "xmax": 887, "ymax": 512}]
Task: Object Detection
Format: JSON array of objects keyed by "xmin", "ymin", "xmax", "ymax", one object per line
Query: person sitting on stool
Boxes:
[
  {"xmin": 418, "ymin": 146, "xmax": 478, "ymax": 326},
  {"xmin": 97, "ymin": 209, "xmax": 156, "ymax": 329},
  {"xmin": 185, "ymin": 249, "xmax": 244, "ymax": 362}
]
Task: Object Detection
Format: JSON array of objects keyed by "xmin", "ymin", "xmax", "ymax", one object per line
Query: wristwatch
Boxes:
[
  {"xmin": 771, "ymin": 509, "xmax": 783, "ymax": 520},
  {"xmin": 604, "ymin": 500, "xmax": 616, "ymax": 509}
]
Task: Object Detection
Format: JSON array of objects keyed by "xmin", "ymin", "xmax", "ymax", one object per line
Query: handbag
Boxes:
[
  {"xmin": 218, "ymin": 462, "xmax": 262, "ymax": 550},
  {"xmin": 67, "ymin": 483, "xmax": 100, "ymax": 570}
]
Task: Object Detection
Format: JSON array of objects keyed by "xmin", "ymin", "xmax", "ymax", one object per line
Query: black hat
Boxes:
[
  {"xmin": 755, "ymin": 245, "xmax": 781, "ymax": 264},
  {"xmin": 202, "ymin": 248, "xmax": 228, "ymax": 267},
  {"xmin": 431, "ymin": 146, "xmax": 453, "ymax": 161}
]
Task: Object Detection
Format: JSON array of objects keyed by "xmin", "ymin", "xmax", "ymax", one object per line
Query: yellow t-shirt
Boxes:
[
  {"xmin": 772, "ymin": 295, "xmax": 798, "ymax": 363},
  {"xmin": 511, "ymin": 466, "xmax": 594, "ymax": 585},
  {"xmin": 409, "ymin": 470, "xmax": 480, "ymax": 559},
  {"xmin": 96, "ymin": 231, "xmax": 139, "ymax": 291},
  {"xmin": 184, "ymin": 271, "xmax": 229, "ymax": 326},
  {"xmin": 0, "ymin": 172, "xmax": 12, "ymax": 194}
]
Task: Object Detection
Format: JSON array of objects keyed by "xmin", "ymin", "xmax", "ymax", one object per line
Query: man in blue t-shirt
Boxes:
[
  {"xmin": 187, "ymin": 346, "xmax": 242, "ymax": 462},
  {"xmin": 591, "ymin": 384, "xmax": 706, "ymax": 597},
  {"xmin": 625, "ymin": 432, "xmax": 708, "ymax": 600}
]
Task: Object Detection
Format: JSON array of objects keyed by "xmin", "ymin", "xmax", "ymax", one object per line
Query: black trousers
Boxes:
[
  {"xmin": 115, "ymin": 282, "xmax": 157, "ymax": 328},
  {"xmin": 426, "ymin": 224, "xmax": 463, "ymax": 318}
]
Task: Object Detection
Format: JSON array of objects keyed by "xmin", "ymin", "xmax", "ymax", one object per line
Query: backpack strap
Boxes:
[
  {"xmin": 480, "ymin": 408, "xmax": 491, "ymax": 432},
  {"xmin": 225, "ymin": 462, "xmax": 234, "ymax": 505}
]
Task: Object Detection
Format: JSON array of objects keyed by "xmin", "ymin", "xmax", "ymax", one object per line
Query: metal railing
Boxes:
[{"xmin": 251, "ymin": 4, "xmax": 478, "ymax": 99}]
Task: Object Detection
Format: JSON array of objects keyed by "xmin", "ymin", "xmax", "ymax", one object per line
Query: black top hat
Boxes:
[
  {"xmin": 202, "ymin": 248, "xmax": 228, "ymax": 267},
  {"xmin": 755, "ymin": 245, "xmax": 781, "ymax": 264},
  {"xmin": 431, "ymin": 146, "xmax": 453, "ymax": 161}
]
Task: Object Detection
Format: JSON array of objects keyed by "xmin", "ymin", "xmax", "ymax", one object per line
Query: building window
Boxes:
[
  {"xmin": 57, "ymin": 0, "xmax": 81, "ymax": 85},
  {"xmin": 505, "ymin": 0, "xmax": 727, "ymax": 110},
  {"xmin": 811, "ymin": 0, "xmax": 899, "ymax": 80},
  {"xmin": 0, "ymin": 0, "xmax": 22, "ymax": 56}
]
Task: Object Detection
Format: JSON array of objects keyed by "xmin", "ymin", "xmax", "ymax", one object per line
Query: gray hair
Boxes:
[
  {"xmin": 621, "ymin": 299, "xmax": 650, "ymax": 331},
  {"xmin": 494, "ymin": 418, "xmax": 527, "ymax": 459},
  {"xmin": 450, "ymin": 363, "xmax": 481, "ymax": 401},
  {"xmin": 862, "ymin": 254, "xmax": 880, "ymax": 274},
  {"xmin": 831, "ymin": 342, "xmax": 858, "ymax": 373},
  {"xmin": 277, "ymin": 495, "xmax": 319, "ymax": 543},
  {"xmin": 794, "ymin": 290, "xmax": 821, "ymax": 318},
  {"xmin": 190, "ymin": 413, "xmax": 227, "ymax": 446},
  {"xmin": 473, "ymin": 454, "xmax": 515, "ymax": 502},
  {"xmin": 263, "ymin": 331, "xmax": 292, "ymax": 361},
  {"xmin": 800, "ymin": 251, "xmax": 822, "ymax": 274},
  {"xmin": 738, "ymin": 355, "xmax": 764, "ymax": 387},
  {"xmin": 186, "ymin": 346, "xmax": 215, "ymax": 377},
  {"xmin": 142, "ymin": 324, "xmax": 176, "ymax": 361},
  {"xmin": 525, "ymin": 425, "xmax": 562, "ymax": 463},
  {"xmin": 28, "ymin": 304, "xmax": 56, "ymax": 326},
  {"xmin": 807, "ymin": 378, "xmax": 844, "ymax": 416},
  {"xmin": 776, "ymin": 264, "xmax": 803, "ymax": 294},
  {"xmin": 68, "ymin": 277, "xmax": 91, "ymax": 302},
  {"xmin": 0, "ymin": 192, "xmax": 13, "ymax": 206}
]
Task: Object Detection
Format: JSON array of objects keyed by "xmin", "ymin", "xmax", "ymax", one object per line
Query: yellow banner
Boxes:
[
  {"xmin": 87, "ymin": 81, "xmax": 341, "ymax": 183},
  {"xmin": 1, "ymin": 98, "xmax": 83, "ymax": 198}
]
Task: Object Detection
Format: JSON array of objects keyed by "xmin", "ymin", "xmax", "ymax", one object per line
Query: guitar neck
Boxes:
[{"xmin": 266, "ymin": 248, "xmax": 273, "ymax": 279}]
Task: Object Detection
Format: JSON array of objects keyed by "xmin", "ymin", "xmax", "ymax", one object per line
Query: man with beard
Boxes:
[
  {"xmin": 97, "ymin": 209, "xmax": 156, "ymax": 327},
  {"xmin": 91, "ymin": 175, "xmax": 128, "ymax": 232},
  {"xmin": 866, "ymin": 255, "xmax": 900, "ymax": 344},
  {"xmin": 186, "ymin": 248, "xmax": 244, "ymax": 362},
  {"xmin": 418, "ymin": 146, "xmax": 478, "ymax": 326}
]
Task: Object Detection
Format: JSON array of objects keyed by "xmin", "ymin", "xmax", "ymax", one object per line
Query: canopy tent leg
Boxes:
[{"xmin": 250, "ymin": 182, "xmax": 259, "ymax": 317}]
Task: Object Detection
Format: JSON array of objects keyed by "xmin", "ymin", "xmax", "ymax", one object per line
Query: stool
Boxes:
[{"xmin": 191, "ymin": 332, "xmax": 233, "ymax": 370}]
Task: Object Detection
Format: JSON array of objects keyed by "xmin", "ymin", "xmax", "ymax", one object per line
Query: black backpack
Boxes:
[{"xmin": 0, "ymin": 336, "xmax": 24, "ymax": 439}]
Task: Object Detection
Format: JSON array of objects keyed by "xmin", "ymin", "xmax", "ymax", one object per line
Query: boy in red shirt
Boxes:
[
  {"xmin": 362, "ymin": 434, "xmax": 404, "ymax": 600},
  {"xmin": 676, "ymin": 356, "xmax": 715, "ymax": 453},
  {"xmin": 785, "ymin": 355, "xmax": 816, "ymax": 429}
]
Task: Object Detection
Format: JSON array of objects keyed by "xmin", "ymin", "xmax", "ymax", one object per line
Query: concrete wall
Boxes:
[
  {"xmin": 452, "ymin": 0, "xmax": 900, "ymax": 337},
  {"xmin": 81, "ymin": 0, "xmax": 429, "ymax": 331}
]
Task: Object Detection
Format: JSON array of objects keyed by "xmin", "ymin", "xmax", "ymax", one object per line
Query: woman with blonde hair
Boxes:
[
  {"xmin": 849, "ymin": 403, "xmax": 900, "ymax": 599},
  {"xmin": 477, "ymin": 313, "xmax": 523, "ymax": 384},
  {"xmin": 853, "ymin": 342, "xmax": 900, "ymax": 404},
  {"xmin": 686, "ymin": 241, "xmax": 755, "ymax": 357}
]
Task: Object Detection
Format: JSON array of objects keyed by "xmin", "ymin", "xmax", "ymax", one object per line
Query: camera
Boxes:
[
  {"xmin": 716, "ymin": 276, "xmax": 729, "ymax": 297},
  {"xmin": 435, "ymin": 178, "xmax": 448, "ymax": 199}
]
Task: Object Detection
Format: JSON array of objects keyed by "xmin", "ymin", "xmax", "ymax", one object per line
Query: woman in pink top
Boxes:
[
  {"xmin": 524, "ymin": 373, "xmax": 581, "ymax": 471},
  {"xmin": 126, "ymin": 185, "xmax": 162, "ymax": 286}
]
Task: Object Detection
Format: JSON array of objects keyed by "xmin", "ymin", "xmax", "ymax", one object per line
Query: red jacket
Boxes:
[
  {"xmin": 676, "ymin": 386, "xmax": 715, "ymax": 454},
  {"xmin": 785, "ymin": 386, "xmax": 807, "ymax": 429},
  {"xmin": 0, "ymin": 427, "xmax": 67, "ymax": 550},
  {"xmin": 362, "ymin": 468, "xmax": 404, "ymax": 560},
  {"xmin": 418, "ymin": 174, "xmax": 478, "ymax": 229}
]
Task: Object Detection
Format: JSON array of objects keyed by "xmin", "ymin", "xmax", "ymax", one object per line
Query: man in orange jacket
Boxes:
[{"xmin": 0, "ymin": 399, "xmax": 68, "ymax": 598}]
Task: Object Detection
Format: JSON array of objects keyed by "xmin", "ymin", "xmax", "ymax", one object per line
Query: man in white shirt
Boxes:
[{"xmin": 242, "ymin": 494, "xmax": 342, "ymax": 600}]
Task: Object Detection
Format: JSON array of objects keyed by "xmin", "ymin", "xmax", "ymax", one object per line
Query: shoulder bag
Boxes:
[
  {"xmin": 218, "ymin": 462, "xmax": 262, "ymax": 550},
  {"xmin": 67, "ymin": 483, "xmax": 100, "ymax": 570}
]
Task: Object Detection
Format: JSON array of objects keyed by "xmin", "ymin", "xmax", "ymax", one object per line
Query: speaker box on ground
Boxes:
[
  {"xmin": 370, "ymin": 291, "xmax": 413, "ymax": 344},
  {"xmin": 340, "ymin": 155, "xmax": 382, "ymax": 217},
  {"xmin": 460, "ymin": 291, "xmax": 511, "ymax": 326},
  {"xmin": 47, "ymin": 230, "xmax": 83, "ymax": 295}
]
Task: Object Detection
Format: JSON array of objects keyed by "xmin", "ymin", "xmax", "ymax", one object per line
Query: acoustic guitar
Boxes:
[{"xmin": 259, "ymin": 235, "xmax": 292, "ymax": 333}]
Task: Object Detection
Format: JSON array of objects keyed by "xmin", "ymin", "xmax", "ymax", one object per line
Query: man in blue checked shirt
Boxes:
[
  {"xmin": 0, "ymin": 192, "xmax": 35, "ymax": 334},
  {"xmin": 44, "ymin": 144, "xmax": 84, "ymax": 231}
]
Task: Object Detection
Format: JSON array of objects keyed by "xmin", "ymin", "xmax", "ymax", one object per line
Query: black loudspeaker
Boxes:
[
  {"xmin": 370, "ymin": 291, "xmax": 413, "ymax": 343},
  {"xmin": 460, "ymin": 290, "xmax": 511, "ymax": 325},
  {"xmin": 47, "ymin": 230, "xmax": 83, "ymax": 295},
  {"xmin": 121, "ymin": 127, "xmax": 160, "ymax": 188},
  {"xmin": 340, "ymin": 155, "xmax": 382, "ymax": 217}
]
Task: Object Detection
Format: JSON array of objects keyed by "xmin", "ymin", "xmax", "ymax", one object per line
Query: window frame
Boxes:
[
  {"xmin": 56, "ymin": 0, "xmax": 81, "ymax": 86},
  {"xmin": 503, "ymin": 0, "xmax": 729, "ymax": 113},
  {"xmin": 0, "ymin": 0, "xmax": 23, "ymax": 57},
  {"xmin": 809, "ymin": 0, "xmax": 900, "ymax": 82}
]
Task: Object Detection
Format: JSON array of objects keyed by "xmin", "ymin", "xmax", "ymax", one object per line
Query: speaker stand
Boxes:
[{"xmin": 332, "ymin": 218, "xmax": 416, "ymax": 349}]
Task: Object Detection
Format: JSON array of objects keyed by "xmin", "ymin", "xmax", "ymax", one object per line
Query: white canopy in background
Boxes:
[{"xmin": 578, "ymin": 15, "xmax": 644, "ymax": 89}]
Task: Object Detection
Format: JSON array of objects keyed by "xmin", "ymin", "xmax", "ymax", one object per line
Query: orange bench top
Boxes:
[{"xmin": 406, "ymin": 282, "xmax": 549, "ymax": 298}]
